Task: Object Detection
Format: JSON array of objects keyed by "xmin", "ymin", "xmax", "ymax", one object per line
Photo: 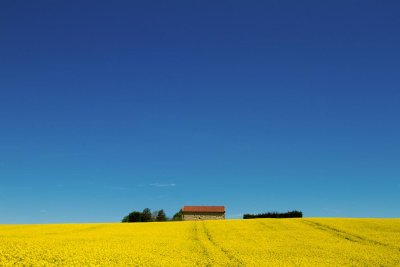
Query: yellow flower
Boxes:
[{"xmin": 0, "ymin": 218, "xmax": 398, "ymax": 266}]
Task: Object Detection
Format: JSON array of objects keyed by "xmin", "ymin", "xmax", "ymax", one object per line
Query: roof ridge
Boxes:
[{"xmin": 182, "ymin": 206, "xmax": 225, "ymax": 212}]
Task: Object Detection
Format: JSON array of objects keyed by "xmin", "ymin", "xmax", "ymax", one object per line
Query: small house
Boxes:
[{"xmin": 182, "ymin": 206, "xmax": 225, "ymax": 221}]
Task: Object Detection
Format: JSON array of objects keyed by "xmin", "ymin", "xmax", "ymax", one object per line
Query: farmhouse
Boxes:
[{"xmin": 182, "ymin": 206, "xmax": 225, "ymax": 221}]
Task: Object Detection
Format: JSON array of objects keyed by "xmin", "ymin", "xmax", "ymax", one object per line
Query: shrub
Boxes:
[{"xmin": 243, "ymin": 210, "xmax": 302, "ymax": 219}]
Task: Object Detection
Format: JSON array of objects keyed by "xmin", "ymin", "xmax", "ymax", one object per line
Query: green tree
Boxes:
[
  {"xmin": 172, "ymin": 209, "xmax": 183, "ymax": 221},
  {"xmin": 121, "ymin": 215, "xmax": 129, "ymax": 222},
  {"xmin": 128, "ymin": 211, "xmax": 142, "ymax": 222},
  {"xmin": 141, "ymin": 208, "xmax": 153, "ymax": 222},
  {"xmin": 156, "ymin": 209, "xmax": 167, "ymax": 221}
]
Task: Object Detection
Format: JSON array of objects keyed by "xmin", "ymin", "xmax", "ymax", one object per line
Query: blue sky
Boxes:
[{"xmin": 0, "ymin": 1, "xmax": 399, "ymax": 223}]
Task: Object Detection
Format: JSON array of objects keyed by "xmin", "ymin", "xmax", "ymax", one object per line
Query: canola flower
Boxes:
[{"xmin": 0, "ymin": 218, "xmax": 399, "ymax": 266}]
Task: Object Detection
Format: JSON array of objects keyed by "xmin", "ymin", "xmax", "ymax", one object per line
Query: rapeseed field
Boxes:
[{"xmin": 0, "ymin": 218, "xmax": 399, "ymax": 266}]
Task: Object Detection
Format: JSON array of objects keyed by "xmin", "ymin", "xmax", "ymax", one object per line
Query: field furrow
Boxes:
[
  {"xmin": 201, "ymin": 222, "xmax": 244, "ymax": 266},
  {"xmin": 302, "ymin": 219, "xmax": 398, "ymax": 250}
]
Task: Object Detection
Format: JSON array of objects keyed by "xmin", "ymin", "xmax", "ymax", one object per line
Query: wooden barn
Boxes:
[{"xmin": 182, "ymin": 206, "xmax": 225, "ymax": 221}]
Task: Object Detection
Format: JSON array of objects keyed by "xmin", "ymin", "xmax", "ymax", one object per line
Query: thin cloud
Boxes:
[{"xmin": 149, "ymin": 183, "xmax": 176, "ymax": 187}]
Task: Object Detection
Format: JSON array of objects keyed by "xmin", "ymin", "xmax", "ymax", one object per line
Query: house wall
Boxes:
[{"xmin": 182, "ymin": 212, "xmax": 225, "ymax": 221}]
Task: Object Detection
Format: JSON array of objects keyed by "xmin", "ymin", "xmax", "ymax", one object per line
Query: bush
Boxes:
[
  {"xmin": 243, "ymin": 210, "xmax": 302, "ymax": 219},
  {"xmin": 122, "ymin": 208, "xmax": 169, "ymax": 223},
  {"xmin": 128, "ymin": 211, "xmax": 142, "ymax": 222}
]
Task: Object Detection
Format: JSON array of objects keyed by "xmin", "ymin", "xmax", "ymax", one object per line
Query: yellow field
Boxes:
[{"xmin": 0, "ymin": 218, "xmax": 399, "ymax": 266}]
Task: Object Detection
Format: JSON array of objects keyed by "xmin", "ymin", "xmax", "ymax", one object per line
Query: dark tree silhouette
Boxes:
[
  {"xmin": 156, "ymin": 209, "xmax": 167, "ymax": 221},
  {"xmin": 172, "ymin": 209, "xmax": 183, "ymax": 221},
  {"xmin": 141, "ymin": 208, "xmax": 153, "ymax": 222},
  {"xmin": 243, "ymin": 210, "xmax": 303, "ymax": 219},
  {"xmin": 122, "ymin": 208, "xmax": 170, "ymax": 223},
  {"xmin": 128, "ymin": 211, "xmax": 142, "ymax": 222}
]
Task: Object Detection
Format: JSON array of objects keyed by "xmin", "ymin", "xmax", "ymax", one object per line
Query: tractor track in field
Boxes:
[
  {"xmin": 192, "ymin": 222, "xmax": 244, "ymax": 266},
  {"xmin": 192, "ymin": 222, "xmax": 212, "ymax": 266},
  {"xmin": 302, "ymin": 220, "xmax": 400, "ymax": 252},
  {"xmin": 201, "ymin": 222, "xmax": 245, "ymax": 266}
]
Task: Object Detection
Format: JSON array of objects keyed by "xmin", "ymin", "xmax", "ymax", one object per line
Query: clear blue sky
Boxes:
[{"xmin": 1, "ymin": 1, "xmax": 399, "ymax": 223}]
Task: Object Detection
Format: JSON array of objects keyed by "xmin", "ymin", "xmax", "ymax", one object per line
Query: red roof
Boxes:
[{"xmin": 182, "ymin": 206, "xmax": 225, "ymax": 213}]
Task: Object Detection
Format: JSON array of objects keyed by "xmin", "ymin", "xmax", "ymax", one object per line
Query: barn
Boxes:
[{"xmin": 182, "ymin": 206, "xmax": 225, "ymax": 221}]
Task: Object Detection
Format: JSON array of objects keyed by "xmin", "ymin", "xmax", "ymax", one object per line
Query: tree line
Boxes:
[
  {"xmin": 243, "ymin": 210, "xmax": 303, "ymax": 219},
  {"xmin": 122, "ymin": 208, "xmax": 183, "ymax": 222}
]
